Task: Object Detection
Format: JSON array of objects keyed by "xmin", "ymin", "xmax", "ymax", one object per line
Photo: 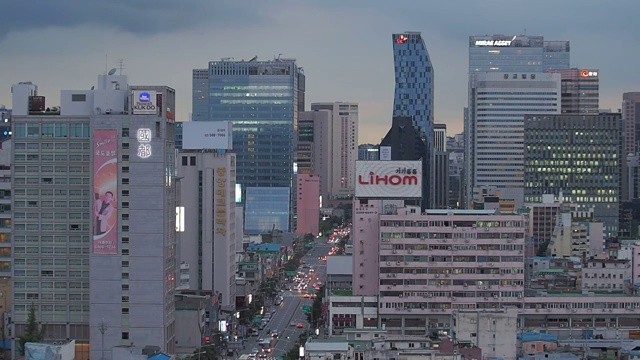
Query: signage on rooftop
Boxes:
[{"xmin": 475, "ymin": 36, "xmax": 517, "ymax": 47}]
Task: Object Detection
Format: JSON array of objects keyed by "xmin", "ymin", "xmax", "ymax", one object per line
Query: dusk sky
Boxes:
[{"xmin": 1, "ymin": 0, "xmax": 638, "ymax": 143}]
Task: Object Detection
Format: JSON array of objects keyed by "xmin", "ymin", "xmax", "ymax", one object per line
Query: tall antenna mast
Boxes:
[
  {"xmin": 105, "ymin": 54, "xmax": 108, "ymax": 75},
  {"xmin": 118, "ymin": 59, "xmax": 125, "ymax": 75}
]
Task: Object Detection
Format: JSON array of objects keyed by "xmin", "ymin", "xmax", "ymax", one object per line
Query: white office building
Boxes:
[{"xmin": 466, "ymin": 72, "xmax": 561, "ymax": 207}]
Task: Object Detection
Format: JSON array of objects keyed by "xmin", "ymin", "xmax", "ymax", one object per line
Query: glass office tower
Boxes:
[
  {"xmin": 392, "ymin": 32, "xmax": 434, "ymax": 145},
  {"xmin": 192, "ymin": 58, "xmax": 305, "ymax": 190}
]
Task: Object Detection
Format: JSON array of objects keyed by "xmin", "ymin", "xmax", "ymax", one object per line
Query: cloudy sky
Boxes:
[{"xmin": 1, "ymin": 0, "xmax": 638, "ymax": 143}]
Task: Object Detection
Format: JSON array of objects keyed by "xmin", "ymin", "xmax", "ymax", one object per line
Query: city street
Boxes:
[{"xmin": 240, "ymin": 239, "xmax": 331, "ymax": 359}]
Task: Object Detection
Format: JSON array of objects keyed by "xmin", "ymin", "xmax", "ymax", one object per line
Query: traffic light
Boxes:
[{"xmin": 204, "ymin": 336, "xmax": 210, "ymax": 342}]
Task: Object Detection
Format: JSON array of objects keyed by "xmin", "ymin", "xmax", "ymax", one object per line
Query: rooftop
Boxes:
[
  {"xmin": 518, "ymin": 332, "xmax": 559, "ymax": 342},
  {"xmin": 327, "ymin": 255, "xmax": 352, "ymax": 276},
  {"xmin": 246, "ymin": 243, "xmax": 281, "ymax": 253}
]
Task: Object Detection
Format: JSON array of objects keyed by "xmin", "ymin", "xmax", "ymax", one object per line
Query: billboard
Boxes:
[
  {"xmin": 355, "ymin": 160, "xmax": 422, "ymax": 199},
  {"xmin": 182, "ymin": 121, "xmax": 233, "ymax": 150},
  {"xmin": 379, "ymin": 146, "xmax": 392, "ymax": 161},
  {"xmin": 132, "ymin": 90, "xmax": 158, "ymax": 115},
  {"xmin": 93, "ymin": 130, "xmax": 118, "ymax": 254}
]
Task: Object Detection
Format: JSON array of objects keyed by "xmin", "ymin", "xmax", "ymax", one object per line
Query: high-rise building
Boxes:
[
  {"xmin": 294, "ymin": 174, "xmax": 320, "ymax": 236},
  {"xmin": 0, "ymin": 107, "xmax": 11, "ymax": 142},
  {"xmin": 465, "ymin": 34, "xmax": 568, "ymax": 208},
  {"xmin": 310, "ymin": 102, "xmax": 358, "ymax": 201},
  {"xmin": 547, "ymin": 68, "xmax": 599, "ymax": 114},
  {"xmin": 524, "ymin": 113, "xmax": 623, "ymax": 240},
  {"xmin": 299, "ymin": 103, "xmax": 358, "ymax": 203},
  {"xmin": 358, "ymin": 144, "xmax": 379, "ymax": 161},
  {"xmin": 432, "ymin": 124, "xmax": 449, "ymax": 209},
  {"xmin": 469, "ymin": 35, "xmax": 570, "ymax": 72},
  {"xmin": 392, "ymin": 32, "xmax": 434, "ymax": 143},
  {"xmin": 192, "ymin": 58, "xmax": 305, "ymax": 192},
  {"xmin": 11, "ymin": 75, "xmax": 178, "ymax": 359},
  {"xmin": 623, "ymin": 92, "xmax": 640, "ymax": 156},
  {"xmin": 175, "ymin": 150, "xmax": 237, "ymax": 306},
  {"xmin": 465, "ymin": 72, "xmax": 561, "ymax": 208}
]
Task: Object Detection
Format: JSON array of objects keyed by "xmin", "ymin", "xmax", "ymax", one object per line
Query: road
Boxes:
[{"xmin": 241, "ymin": 238, "xmax": 331, "ymax": 359}]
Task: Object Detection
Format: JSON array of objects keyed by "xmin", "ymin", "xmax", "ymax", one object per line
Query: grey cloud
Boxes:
[{"xmin": 1, "ymin": 0, "xmax": 266, "ymax": 39}]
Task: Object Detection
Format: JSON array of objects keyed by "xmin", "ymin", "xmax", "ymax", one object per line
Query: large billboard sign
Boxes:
[
  {"xmin": 355, "ymin": 160, "xmax": 422, "ymax": 199},
  {"xmin": 93, "ymin": 130, "xmax": 118, "ymax": 254},
  {"xmin": 182, "ymin": 121, "xmax": 233, "ymax": 150},
  {"xmin": 132, "ymin": 90, "xmax": 158, "ymax": 115}
]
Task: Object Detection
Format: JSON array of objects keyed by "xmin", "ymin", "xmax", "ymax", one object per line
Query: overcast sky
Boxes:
[{"xmin": 1, "ymin": 0, "xmax": 638, "ymax": 143}]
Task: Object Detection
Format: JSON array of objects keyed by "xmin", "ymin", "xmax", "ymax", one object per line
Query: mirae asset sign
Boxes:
[
  {"xmin": 355, "ymin": 160, "xmax": 423, "ymax": 199},
  {"xmin": 475, "ymin": 36, "xmax": 517, "ymax": 47}
]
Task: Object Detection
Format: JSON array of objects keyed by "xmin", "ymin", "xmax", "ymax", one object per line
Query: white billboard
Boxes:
[
  {"xmin": 132, "ymin": 90, "xmax": 157, "ymax": 115},
  {"xmin": 182, "ymin": 121, "xmax": 233, "ymax": 150},
  {"xmin": 355, "ymin": 160, "xmax": 422, "ymax": 199},
  {"xmin": 379, "ymin": 146, "xmax": 392, "ymax": 161}
]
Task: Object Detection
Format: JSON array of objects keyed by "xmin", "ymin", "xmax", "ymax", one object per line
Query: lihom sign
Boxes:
[{"xmin": 355, "ymin": 160, "xmax": 422, "ymax": 199}]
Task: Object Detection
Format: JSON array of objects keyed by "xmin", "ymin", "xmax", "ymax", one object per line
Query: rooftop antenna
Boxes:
[
  {"xmin": 104, "ymin": 54, "xmax": 108, "ymax": 75},
  {"xmin": 118, "ymin": 59, "xmax": 125, "ymax": 75}
]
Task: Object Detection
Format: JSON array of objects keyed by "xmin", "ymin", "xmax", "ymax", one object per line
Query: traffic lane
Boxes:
[
  {"xmin": 266, "ymin": 294, "xmax": 301, "ymax": 356},
  {"xmin": 272, "ymin": 295, "xmax": 309, "ymax": 356}
]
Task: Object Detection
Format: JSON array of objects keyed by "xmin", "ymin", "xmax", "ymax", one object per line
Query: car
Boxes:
[
  {"xmin": 271, "ymin": 331, "xmax": 278, "ymax": 338},
  {"xmin": 310, "ymin": 294, "xmax": 317, "ymax": 299},
  {"xmin": 290, "ymin": 321, "xmax": 297, "ymax": 327},
  {"xmin": 303, "ymin": 293, "xmax": 310, "ymax": 298},
  {"xmin": 296, "ymin": 323, "xmax": 304, "ymax": 328}
]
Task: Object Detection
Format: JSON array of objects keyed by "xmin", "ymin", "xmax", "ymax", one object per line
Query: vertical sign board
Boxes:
[
  {"xmin": 379, "ymin": 146, "xmax": 392, "ymax": 161},
  {"xmin": 215, "ymin": 168, "xmax": 227, "ymax": 239},
  {"xmin": 132, "ymin": 90, "xmax": 158, "ymax": 115},
  {"xmin": 93, "ymin": 130, "xmax": 119, "ymax": 254}
]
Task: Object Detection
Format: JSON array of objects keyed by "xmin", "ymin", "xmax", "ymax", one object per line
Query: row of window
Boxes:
[{"xmin": 13, "ymin": 123, "xmax": 90, "ymax": 138}]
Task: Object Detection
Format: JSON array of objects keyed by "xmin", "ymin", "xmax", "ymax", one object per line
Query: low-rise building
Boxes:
[{"xmin": 582, "ymin": 257, "xmax": 631, "ymax": 293}]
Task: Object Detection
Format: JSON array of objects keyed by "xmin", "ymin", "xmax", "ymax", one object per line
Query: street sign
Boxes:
[{"xmin": 302, "ymin": 305, "xmax": 311, "ymax": 312}]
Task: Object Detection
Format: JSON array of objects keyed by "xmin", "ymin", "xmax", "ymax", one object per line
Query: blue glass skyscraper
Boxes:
[
  {"xmin": 392, "ymin": 32, "xmax": 434, "ymax": 145},
  {"xmin": 192, "ymin": 58, "xmax": 305, "ymax": 189}
]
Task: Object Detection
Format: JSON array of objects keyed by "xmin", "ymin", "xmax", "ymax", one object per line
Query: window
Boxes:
[
  {"xmin": 190, "ymin": 156, "xmax": 196, "ymax": 166},
  {"xmin": 71, "ymin": 94, "xmax": 86, "ymax": 102},
  {"xmin": 182, "ymin": 156, "xmax": 188, "ymax": 166},
  {"xmin": 122, "ymin": 332, "xmax": 129, "ymax": 340}
]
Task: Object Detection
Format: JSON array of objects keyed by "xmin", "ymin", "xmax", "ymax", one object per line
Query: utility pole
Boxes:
[{"xmin": 98, "ymin": 318, "xmax": 109, "ymax": 360}]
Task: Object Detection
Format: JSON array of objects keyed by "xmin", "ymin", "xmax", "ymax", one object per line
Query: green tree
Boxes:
[
  {"xmin": 17, "ymin": 304, "xmax": 45, "ymax": 355},
  {"xmin": 306, "ymin": 286, "xmax": 325, "ymax": 328}
]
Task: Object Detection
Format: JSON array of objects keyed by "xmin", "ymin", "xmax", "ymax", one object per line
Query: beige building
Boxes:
[
  {"xmin": 452, "ymin": 308, "xmax": 518, "ymax": 360},
  {"xmin": 582, "ymin": 258, "xmax": 631, "ymax": 293}
]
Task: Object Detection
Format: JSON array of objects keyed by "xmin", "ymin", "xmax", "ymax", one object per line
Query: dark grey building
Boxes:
[{"xmin": 524, "ymin": 113, "xmax": 623, "ymax": 240}]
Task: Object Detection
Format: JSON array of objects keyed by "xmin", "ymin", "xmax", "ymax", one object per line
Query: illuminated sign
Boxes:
[
  {"xmin": 475, "ymin": 36, "xmax": 517, "ymax": 47},
  {"xmin": 580, "ymin": 70, "xmax": 598, "ymax": 77},
  {"xmin": 92, "ymin": 130, "xmax": 118, "ymax": 255},
  {"xmin": 355, "ymin": 160, "xmax": 422, "ymax": 199},
  {"xmin": 137, "ymin": 128, "xmax": 152, "ymax": 159},
  {"xmin": 235, "ymin": 184, "xmax": 242, "ymax": 203},
  {"xmin": 395, "ymin": 34, "xmax": 409, "ymax": 44},
  {"xmin": 215, "ymin": 168, "xmax": 227, "ymax": 237},
  {"xmin": 132, "ymin": 90, "xmax": 158, "ymax": 115}
]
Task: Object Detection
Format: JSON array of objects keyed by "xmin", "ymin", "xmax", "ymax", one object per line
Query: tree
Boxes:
[{"xmin": 17, "ymin": 304, "xmax": 45, "ymax": 355}]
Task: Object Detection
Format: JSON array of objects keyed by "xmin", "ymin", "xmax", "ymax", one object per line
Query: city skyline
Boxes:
[{"xmin": 1, "ymin": 0, "xmax": 638, "ymax": 143}]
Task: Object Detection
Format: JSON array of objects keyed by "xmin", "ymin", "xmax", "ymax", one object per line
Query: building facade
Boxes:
[
  {"xmin": 392, "ymin": 32, "xmax": 434, "ymax": 143},
  {"xmin": 308, "ymin": 102, "xmax": 358, "ymax": 201},
  {"xmin": 175, "ymin": 151, "xmax": 237, "ymax": 306},
  {"xmin": 622, "ymin": 92, "xmax": 640, "ymax": 156},
  {"xmin": 192, "ymin": 58, "xmax": 305, "ymax": 192},
  {"xmin": 524, "ymin": 114, "xmax": 623, "ymax": 239},
  {"xmin": 294, "ymin": 174, "xmax": 320, "ymax": 236},
  {"xmin": 358, "ymin": 144, "xmax": 379, "ymax": 161},
  {"xmin": 547, "ymin": 68, "xmax": 599, "ymax": 114},
  {"xmin": 244, "ymin": 187, "xmax": 290, "ymax": 234},
  {"xmin": 465, "ymin": 72, "xmax": 561, "ymax": 208}
]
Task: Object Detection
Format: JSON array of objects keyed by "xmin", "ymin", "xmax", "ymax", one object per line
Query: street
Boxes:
[{"xmin": 240, "ymin": 239, "xmax": 331, "ymax": 359}]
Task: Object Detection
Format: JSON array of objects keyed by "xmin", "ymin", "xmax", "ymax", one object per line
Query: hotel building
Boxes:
[{"xmin": 10, "ymin": 75, "xmax": 177, "ymax": 359}]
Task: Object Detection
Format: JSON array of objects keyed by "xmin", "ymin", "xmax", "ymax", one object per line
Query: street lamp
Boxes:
[{"xmin": 97, "ymin": 319, "xmax": 108, "ymax": 360}]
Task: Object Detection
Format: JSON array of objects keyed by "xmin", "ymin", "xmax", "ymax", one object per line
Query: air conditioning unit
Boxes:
[
  {"xmin": 392, "ymin": 250, "xmax": 397, "ymax": 254},
  {"xmin": 427, "ymin": 294, "xmax": 433, "ymax": 298},
  {"xmin": 404, "ymin": 262, "xmax": 409, "ymax": 265},
  {"xmin": 396, "ymin": 261, "xmax": 401, "ymax": 265},
  {"xmin": 420, "ymin": 236, "xmax": 426, "ymax": 240},
  {"xmin": 445, "ymin": 274, "xmax": 450, "ymax": 277},
  {"xmin": 465, "ymin": 239, "xmax": 470, "ymax": 243},
  {"xmin": 463, "ymin": 284, "xmax": 468, "ymax": 288},
  {"xmin": 399, "ymin": 294, "xmax": 403, "ymax": 298},
  {"xmin": 560, "ymin": 324, "xmax": 564, "ymax": 328},
  {"xmin": 484, "ymin": 227, "xmax": 489, "ymax": 231},
  {"xmin": 493, "ymin": 295, "xmax": 498, "ymax": 299},
  {"xmin": 451, "ymin": 297, "xmax": 457, "ymax": 301},
  {"xmin": 408, "ymin": 249, "xmax": 412, "ymax": 254},
  {"xmin": 571, "ymin": 309, "xmax": 576, "ymax": 313},
  {"xmin": 386, "ymin": 262, "xmax": 391, "ymax": 266},
  {"xmin": 392, "ymin": 274, "xmax": 397, "ymax": 277},
  {"xmin": 435, "ymin": 274, "xmax": 440, "ymax": 278},
  {"xmin": 386, "ymin": 274, "xmax": 391, "ymax": 278},
  {"xmin": 489, "ymin": 263, "xmax": 494, "ymax": 266}
]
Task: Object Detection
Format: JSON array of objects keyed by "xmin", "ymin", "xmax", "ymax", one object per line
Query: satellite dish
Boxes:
[
  {"xmin": 91, "ymin": 86, "xmax": 95, "ymax": 90},
  {"xmin": 108, "ymin": 68, "xmax": 117, "ymax": 75}
]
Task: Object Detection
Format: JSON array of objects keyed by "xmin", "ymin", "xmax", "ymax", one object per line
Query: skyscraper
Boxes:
[
  {"xmin": 465, "ymin": 72, "xmax": 561, "ymax": 208},
  {"xmin": 308, "ymin": 102, "xmax": 359, "ymax": 202},
  {"xmin": 547, "ymin": 68, "xmax": 599, "ymax": 114},
  {"xmin": 464, "ymin": 34, "xmax": 569, "ymax": 208},
  {"xmin": 192, "ymin": 57, "xmax": 305, "ymax": 191},
  {"xmin": 524, "ymin": 113, "xmax": 623, "ymax": 240},
  {"xmin": 623, "ymin": 92, "xmax": 640, "ymax": 156},
  {"xmin": 392, "ymin": 32, "xmax": 434, "ymax": 144}
]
